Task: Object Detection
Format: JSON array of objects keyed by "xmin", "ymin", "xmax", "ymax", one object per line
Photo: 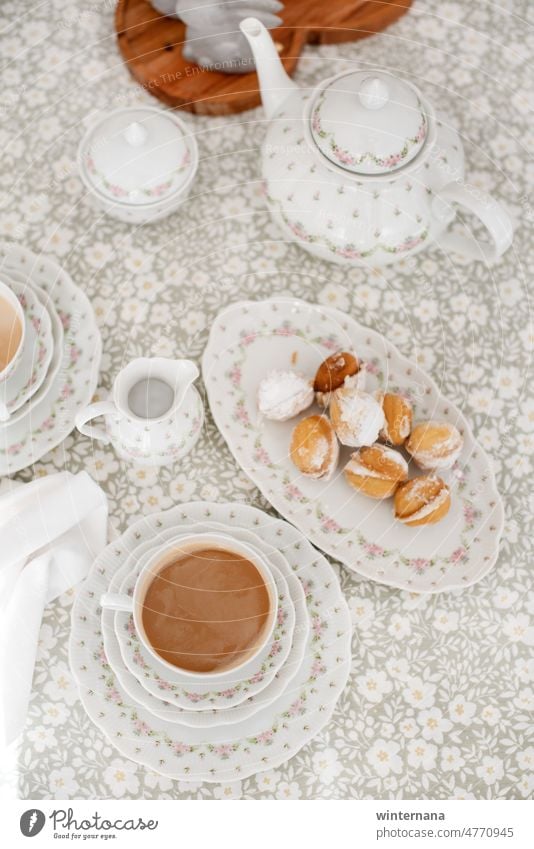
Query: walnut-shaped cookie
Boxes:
[
  {"xmin": 344, "ymin": 444, "xmax": 408, "ymax": 499},
  {"xmin": 313, "ymin": 351, "xmax": 362, "ymax": 407},
  {"xmin": 330, "ymin": 385, "xmax": 384, "ymax": 447},
  {"xmin": 257, "ymin": 369, "xmax": 314, "ymax": 421},
  {"xmin": 290, "ymin": 415, "xmax": 339, "ymax": 480},
  {"xmin": 394, "ymin": 476, "xmax": 451, "ymax": 526},
  {"xmin": 379, "ymin": 393, "xmax": 413, "ymax": 446},
  {"xmin": 406, "ymin": 421, "xmax": 463, "ymax": 470}
]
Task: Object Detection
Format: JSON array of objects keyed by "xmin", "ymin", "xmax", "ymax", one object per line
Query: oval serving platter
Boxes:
[{"xmin": 202, "ymin": 297, "xmax": 504, "ymax": 594}]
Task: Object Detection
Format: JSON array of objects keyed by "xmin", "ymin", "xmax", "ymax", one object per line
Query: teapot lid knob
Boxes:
[
  {"xmin": 123, "ymin": 121, "xmax": 148, "ymax": 148},
  {"xmin": 358, "ymin": 77, "xmax": 389, "ymax": 110}
]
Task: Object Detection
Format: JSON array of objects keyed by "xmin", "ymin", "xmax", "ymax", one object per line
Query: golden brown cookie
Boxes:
[
  {"xmin": 314, "ymin": 352, "xmax": 361, "ymax": 408},
  {"xmin": 344, "ymin": 444, "xmax": 408, "ymax": 499},
  {"xmin": 394, "ymin": 476, "xmax": 451, "ymax": 526},
  {"xmin": 380, "ymin": 393, "xmax": 413, "ymax": 446},
  {"xmin": 290, "ymin": 415, "xmax": 339, "ymax": 480},
  {"xmin": 406, "ymin": 421, "xmax": 463, "ymax": 470}
]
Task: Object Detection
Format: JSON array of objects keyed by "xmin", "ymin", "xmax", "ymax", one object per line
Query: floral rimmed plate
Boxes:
[
  {"xmin": 202, "ymin": 297, "xmax": 504, "ymax": 594},
  {"xmin": 107, "ymin": 520, "xmax": 307, "ymax": 724},
  {"xmin": 112, "ymin": 543, "xmax": 296, "ymax": 713},
  {"xmin": 0, "ymin": 242, "xmax": 101, "ymax": 475},
  {"xmin": 70, "ymin": 502, "xmax": 351, "ymax": 783},
  {"xmin": 0, "ymin": 273, "xmax": 65, "ymax": 424},
  {"xmin": 0, "ymin": 281, "xmax": 53, "ymax": 416},
  {"xmin": 106, "ymin": 548, "xmax": 303, "ymax": 727}
]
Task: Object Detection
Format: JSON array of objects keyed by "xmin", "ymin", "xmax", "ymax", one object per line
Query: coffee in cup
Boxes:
[{"xmin": 0, "ymin": 280, "xmax": 24, "ymax": 379}]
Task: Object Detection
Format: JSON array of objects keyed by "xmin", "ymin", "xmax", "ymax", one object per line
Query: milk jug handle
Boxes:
[
  {"xmin": 433, "ymin": 182, "xmax": 513, "ymax": 265},
  {"xmin": 75, "ymin": 401, "xmax": 116, "ymax": 444}
]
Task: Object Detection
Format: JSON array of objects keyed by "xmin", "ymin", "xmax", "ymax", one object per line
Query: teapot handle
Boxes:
[
  {"xmin": 75, "ymin": 401, "xmax": 116, "ymax": 444},
  {"xmin": 433, "ymin": 182, "xmax": 513, "ymax": 265}
]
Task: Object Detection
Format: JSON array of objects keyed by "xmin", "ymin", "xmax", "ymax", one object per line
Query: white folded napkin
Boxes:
[{"xmin": 0, "ymin": 471, "xmax": 108, "ymax": 747}]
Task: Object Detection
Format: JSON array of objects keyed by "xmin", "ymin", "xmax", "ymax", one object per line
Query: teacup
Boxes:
[
  {"xmin": 0, "ymin": 279, "xmax": 25, "ymax": 383},
  {"xmin": 100, "ymin": 533, "xmax": 278, "ymax": 679}
]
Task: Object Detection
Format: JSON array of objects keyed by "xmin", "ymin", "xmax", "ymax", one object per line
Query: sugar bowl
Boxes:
[{"xmin": 77, "ymin": 106, "xmax": 198, "ymax": 224}]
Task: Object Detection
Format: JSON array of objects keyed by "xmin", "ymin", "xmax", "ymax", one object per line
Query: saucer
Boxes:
[
  {"xmin": 70, "ymin": 502, "xmax": 351, "ymax": 782},
  {"xmin": 202, "ymin": 297, "xmax": 504, "ymax": 594},
  {"xmin": 105, "ymin": 556, "xmax": 301, "ymax": 728},
  {"xmin": 109, "ymin": 519, "xmax": 308, "ymax": 727},
  {"xmin": 0, "ymin": 273, "xmax": 65, "ymax": 424},
  {"xmin": 0, "ymin": 280, "xmax": 53, "ymax": 419},
  {"xmin": 0, "ymin": 243, "xmax": 101, "ymax": 474},
  {"xmin": 112, "ymin": 527, "xmax": 297, "ymax": 711}
]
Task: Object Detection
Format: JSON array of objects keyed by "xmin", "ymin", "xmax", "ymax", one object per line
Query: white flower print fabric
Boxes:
[{"xmin": 1, "ymin": 0, "xmax": 532, "ymax": 799}]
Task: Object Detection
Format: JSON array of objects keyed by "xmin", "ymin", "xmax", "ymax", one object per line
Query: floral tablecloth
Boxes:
[{"xmin": 1, "ymin": 0, "xmax": 532, "ymax": 800}]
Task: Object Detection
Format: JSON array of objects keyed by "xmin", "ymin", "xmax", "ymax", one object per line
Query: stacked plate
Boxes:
[
  {"xmin": 0, "ymin": 243, "xmax": 101, "ymax": 475},
  {"xmin": 70, "ymin": 501, "xmax": 352, "ymax": 783}
]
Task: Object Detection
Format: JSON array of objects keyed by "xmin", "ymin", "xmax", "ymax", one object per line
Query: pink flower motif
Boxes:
[
  {"xmin": 31, "ymin": 317, "xmax": 41, "ymax": 332},
  {"xmin": 7, "ymin": 442, "xmax": 23, "ymax": 455},
  {"xmin": 364, "ymin": 542, "xmax": 385, "ymax": 557},
  {"xmin": 312, "ymin": 618, "xmax": 325, "ymax": 637},
  {"xmin": 269, "ymin": 640, "xmax": 282, "ymax": 657},
  {"xmin": 134, "ymin": 720, "xmax": 150, "ymax": 735},
  {"xmin": 321, "ymin": 516, "xmax": 341, "ymax": 533},
  {"xmin": 185, "ymin": 691, "xmax": 205, "ymax": 703},
  {"xmin": 317, "ymin": 337, "xmax": 338, "ymax": 351},
  {"xmin": 249, "ymin": 671, "xmax": 264, "ymax": 684},
  {"xmin": 173, "ymin": 742, "xmax": 191, "ymax": 755},
  {"xmin": 285, "ymin": 483, "xmax": 304, "ymax": 502},
  {"xmin": 228, "ymin": 366, "xmax": 241, "ymax": 387},
  {"xmin": 276, "ymin": 608, "xmax": 286, "ymax": 626},
  {"xmin": 288, "ymin": 698, "xmax": 304, "ymax": 716},
  {"xmin": 411, "ymin": 558, "xmax": 431, "ymax": 574},
  {"xmin": 214, "ymin": 744, "xmax": 233, "ymax": 759},
  {"xmin": 221, "ymin": 688, "xmax": 238, "ymax": 699},
  {"xmin": 256, "ymin": 730, "xmax": 274, "ymax": 745},
  {"xmin": 254, "ymin": 447, "xmax": 271, "ymax": 466},
  {"xmin": 363, "ymin": 360, "xmax": 379, "ymax": 374},
  {"xmin": 234, "ymin": 402, "xmax": 250, "ymax": 426},
  {"xmin": 127, "ymin": 617, "xmax": 135, "ymax": 635},
  {"xmin": 70, "ymin": 345, "xmax": 81, "ymax": 364},
  {"xmin": 40, "ymin": 417, "xmax": 55, "ymax": 431},
  {"xmin": 338, "ymin": 246, "xmax": 362, "ymax": 259},
  {"xmin": 274, "ymin": 325, "xmax": 295, "ymax": 338},
  {"xmin": 58, "ymin": 311, "xmax": 70, "ymax": 330},
  {"xmin": 157, "ymin": 680, "xmax": 173, "ymax": 691},
  {"xmin": 241, "ymin": 331, "xmax": 257, "ymax": 346},
  {"xmin": 311, "ymin": 658, "xmax": 326, "ymax": 678},
  {"xmin": 60, "ymin": 383, "xmax": 74, "ymax": 399},
  {"xmin": 108, "ymin": 687, "xmax": 122, "ymax": 703},
  {"xmin": 463, "ymin": 504, "xmax": 477, "ymax": 524},
  {"xmin": 450, "ymin": 547, "xmax": 467, "ymax": 564}
]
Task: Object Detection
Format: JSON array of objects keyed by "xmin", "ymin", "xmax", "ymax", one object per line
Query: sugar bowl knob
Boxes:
[{"xmin": 358, "ymin": 77, "xmax": 389, "ymax": 110}]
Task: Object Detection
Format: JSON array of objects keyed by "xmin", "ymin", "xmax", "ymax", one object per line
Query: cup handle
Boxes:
[
  {"xmin": 433, "ymin": 182, "xmax": 513, "ymax": 265},
  {"xmin": 100, "ymin": 593, "xmax": 134, "ymax": 612},
  {"xmin": 75, "ymin": 401, "xmax": 116, "ymax": 444}
]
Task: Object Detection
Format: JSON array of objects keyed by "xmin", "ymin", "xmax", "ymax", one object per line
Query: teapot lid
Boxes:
[
  {"xmin": 309, "ymin": 71, "xmax": 428, "ymax": 176},
  {"xmin": 79, "ymin": 107, "xmax": 195, "ymax": 206}
]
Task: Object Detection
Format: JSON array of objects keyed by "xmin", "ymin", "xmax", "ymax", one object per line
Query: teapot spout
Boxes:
[{"xmin": 240, "ymin": 17, "xmax": 298, "ymax": 119}]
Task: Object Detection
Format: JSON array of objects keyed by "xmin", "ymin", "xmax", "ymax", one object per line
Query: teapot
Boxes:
[
  {"xmin": 75, "ymin": 357, "xmax": 204, "ymax": 466},
  {"xmin": 240, "ymin": 18, "xmax": 513, "ymax": 267}
]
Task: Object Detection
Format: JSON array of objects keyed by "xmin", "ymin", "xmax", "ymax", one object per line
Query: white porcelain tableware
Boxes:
[
  {"xmin": 101, "ymin": 531, "xmax": 279, "ymax": 679},
  {"xmin": 202, "ymin": 297, "xmax": 504, "ymax": 594},
  {"xmin": 70, "ymin": 501, "xmax": 351, "ymax": 782},
  {"xmin": 0, "ymin": 243, "xmax": 101, "ymax": 475},
  {"xmin": 107, "ymin": 557, "xmax": 298, "ymax": 726},
  {"xmin": 0, "ymin": 278, "xmax": 25, "ymax": 384},
  {"xmin": 0, "ymin": 281, "xmax": 53, "ymax": 421},
  {"xmin": 78, "ymin": 106, "xmax": 199, "ymax": 224},
  {"xmin": 76, "ymin": 357, "xmax": 203, "ymax": 466},
  {"xmin": 239, "ymin": 18, "xmax": 513, "ymax": 267},
  {"xmin": 113, "ymin": 527, "xmax": 299, "ymax": 712},
  {"xmin": 0, "ymin": 272, "xmax": 65, "ymax": 424}
]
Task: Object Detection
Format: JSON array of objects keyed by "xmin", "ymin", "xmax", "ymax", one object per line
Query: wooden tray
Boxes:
[{"xmin": 116, "ymin": 0, "xmax": 413, "ymax": 115}]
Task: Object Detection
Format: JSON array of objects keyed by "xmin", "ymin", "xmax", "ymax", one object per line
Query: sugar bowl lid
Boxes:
[
  {"xmin": 78, "ymin": 106, "xmax": 196, "ymax": 206},
  {"xmin": 309, "ymin": 70, "xmax": 428, "ymax": 176}
]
